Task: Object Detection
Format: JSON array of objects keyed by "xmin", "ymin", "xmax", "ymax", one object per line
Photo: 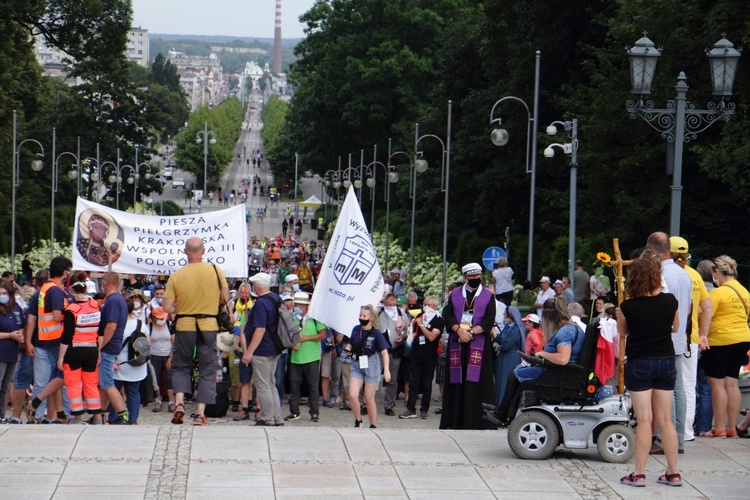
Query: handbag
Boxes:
[{"xmin": 212, "ymin": 264, "xmax": 234, "ymax": 332}]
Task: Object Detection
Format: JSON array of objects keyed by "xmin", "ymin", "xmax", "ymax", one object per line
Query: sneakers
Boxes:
[
  {"xmin": 69, "ymin": 418, "xmax": 89, "ymax": 425},
  {"xmin": 419, "ymin": 410, "xmax": 429, "ymax": 419},
  {"xmin": 310, "ymin": 413, "xmax": 319, "ymax": 422},
  {"xmin": 152, "ymin": 400, "xmax": 162, "ymax": 413},
  {"xmin": 168, "ymin": 402, "xmax": 175, "ymax": 413},
  {"xmin": 385, "ymin": 408, "xmax": 395, "ymax": 416},
  {"xmin": 354, "ymin": 419, "xmax": 363, "ymax": 428},
  {"xmin": 340, "ymin": 403, "xmax": 351, "ymax": 411},
  {"xmin": 6, "ymin": 416, "xmax": 22, "ymax": 424},
  {"xmin": 171, "ymin": 404, "xmax": 185, "ymax": 425},
  {"xmin": 110, "ymin": 415, "xmax": 130, "ymax": 425},
  {"xmin": 369, "ymin": 424, "xmax": 377, "ymax": 428},
  {"xmin": 255, "ymin": 420, "xmax": 273, "ymax": 426},
  {"xmin": 399, "ymin": 410, "xmax": 417, "ymax": 419},
  {"xmin": 284, "ymin": 413, "xmax": 300, "ymax": 421},
  {"xmin": 88, "ymin": 415, "xmax": 103, "ymax": 425},
  {"xmin": 234, "ymin": 410, "xmax": 250, "ymax": 421},
  {"xmin": 193, "ymin": 414, "xmax": 209, "ymax": 426},
  {"xmin": 322, "ymin": 399, "xmax": 335, "ymax": 408}
]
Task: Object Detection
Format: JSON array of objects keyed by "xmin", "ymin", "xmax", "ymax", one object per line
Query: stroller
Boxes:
[{"xmin": 483, "ymin": 319, "xmax": 634, "ymax": 463}]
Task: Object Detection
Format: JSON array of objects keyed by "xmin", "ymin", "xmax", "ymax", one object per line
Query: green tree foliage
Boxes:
[
  {"xmin": 174, "ymin": 97, "xmax": 244, "ymax": 191},
  {"xmin": 276, "ymin": 0, "xmax": 750, "ymax": 282}
]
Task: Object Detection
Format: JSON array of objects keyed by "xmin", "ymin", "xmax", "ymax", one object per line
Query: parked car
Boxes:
[
  {"xmin": 163, "ymin": 167, "xmax": 173, "ymax": 180},
  {"xmin": 172, "ymin": 177, "xmax": 185, "ymax": 189}
]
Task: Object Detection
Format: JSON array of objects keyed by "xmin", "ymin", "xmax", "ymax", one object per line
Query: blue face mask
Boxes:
[
  {"xmin": 0, "ymin": 295, "xmax": 9, "ymax": 305},
  {"xmin": 155, "ymin": 297, "xmax": 163, "ymax": 305},
  {"xmin": 292, "ymin": 284, "xmax": 300, "ymax": 292},
  {"xmin": 293, "ymin": 307, "xmax": 303, "ymax": 316}
]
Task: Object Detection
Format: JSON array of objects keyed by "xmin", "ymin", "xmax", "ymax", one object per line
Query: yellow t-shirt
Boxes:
[
  {"xmin": 685, "ymin": 266, "xmax": 709, "ymax": 344},
  {"xmin": 708, "ymin": 279, "xmax": 750, "ymax": 346},
  {"xmin": 164, "ymin": 262, "xmax": 228, "ymax": 332}
]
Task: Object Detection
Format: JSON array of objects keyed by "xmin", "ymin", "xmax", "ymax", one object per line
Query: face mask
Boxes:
[
  {"xmin": 359, "ymin": 318, "xmax": 369, "ymax": 327},
  {"xmin": 293, "ymin": 307, "xmax": 303, "ymax": 316},
  {"xmin": 154, "ymin": 298, "xmax": 163, "ymax": 305},
  {"xmin": 0, "ymin": 295, "xmax": 9, "ymax": 305},
  {"xmin": 292, "ymin": 284, "xmax": 300, "ymax": 292},
  {"xmin": 467, "ymin": 278, "xmax": 482, "ymax": 288},
  {"xmin": 133, "ymin": 300, "xmax": 142, "ymax": 309},
  {"xmin": 155, "ymin": 319, "xmax": 167, "ymax": 326}
]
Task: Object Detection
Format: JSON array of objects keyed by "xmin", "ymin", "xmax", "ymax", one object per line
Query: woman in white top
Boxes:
[
  {"xmin": 148, "ymin": 306, "xmax": 174, "ymax": 413},
  {"xmin": 110, "ymin": 297, "xmax": 149, "ymax": 424},
  {"xmin": 491, "ymin": 258, "xmax": 514, "ymax": 306}
]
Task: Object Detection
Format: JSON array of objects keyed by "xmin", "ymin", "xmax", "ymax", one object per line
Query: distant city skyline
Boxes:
[{"xmin": 131, "ymin": 0, "xmax": 317, "ymax": 39}]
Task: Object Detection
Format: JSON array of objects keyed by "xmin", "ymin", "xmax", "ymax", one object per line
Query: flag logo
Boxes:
[{"xmin": 334, "ymin": 235, "xmax": 377, "ymax": 286}]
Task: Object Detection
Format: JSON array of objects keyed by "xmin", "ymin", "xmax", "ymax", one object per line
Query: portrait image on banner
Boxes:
[
  {"xmin": 72, "ymin": 197, "xmax": 248, "ymax": 277},
  {"xmin": 307, "ymin": 186, "xmax": 384, "ymax": 335}
]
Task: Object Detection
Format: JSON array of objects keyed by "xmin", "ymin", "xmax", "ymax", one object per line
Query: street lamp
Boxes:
[
  {"xmin": 103, "ymin": 148, "xmax": 124, "ymax": 210},
  {"xmin": 51, "ymin": 128, "xmax": 80, "ymax": 259},
  {"xmin": 196, "ymin": 121, "xmax": 217, "ymax": 194},
  {"xmin": 11, "ymin": 110, "xmax": 45, "ymax": 273},
  {"xmin": 342, "ymin": 166, "xmax": 361, "ymax": 190},
  {"xmin": 323, "ymin": 169, "xmax": 338, "ymax": 221},
  {"xmin": 135, "ymin": 162, "xmax": 153, "ymax": 214},
  {"xmin": 489, "ymin": 51, "xmax": 541, "ymax": 282},
  {"xmin": 121, "ymin": 165, "xmax": 137, "ymax": 210},
  {"xmin": 543, "ymin": 119, "xmax": 579, "ymax": 281},
  {"xmin": 365, "ymin": 156, "xmax": 399, "ymax": 271},
  {"xmin": 626, "ymin": 33, "xmax": 740, "ymax": 235},
  {"xmin": 412, "ymin": 101, "xmax": 452, "ymax": 296}
]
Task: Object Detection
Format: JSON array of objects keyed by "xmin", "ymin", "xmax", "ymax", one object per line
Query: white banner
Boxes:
[
  {"xmin": 307, "ymin": 186, "xmax": 384, "ymax": 335},
  {"xmin": 72, "ymin": 197, "xmax": 248, "ymax": 277}
]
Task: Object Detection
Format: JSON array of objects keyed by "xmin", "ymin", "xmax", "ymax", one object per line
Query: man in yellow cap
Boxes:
[{"xmin": 669, "ymin": 236, "xmax": 713, "ymax": 442}]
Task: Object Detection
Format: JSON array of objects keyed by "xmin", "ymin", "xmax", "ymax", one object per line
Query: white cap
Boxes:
[
  {"xmin": 285, "ymin": 274, "xmax": 299, "ymax": 283},
  {"xmin": 539, "ymin": 276, "xmax": 551, "ymax": 283},
  {"xmin": 553, "ymin": 279, "xmax": 563, "ymax": 286},
  {"xmin": 293, "ymin": 291, "xmax": 311, "ymax": 305},
  {"xmin": 249, "ymin": 272, "xmax": 271, "ymax": 285},
  {"xmin": 462, "ymin": 263, "xmax": 482, "ymax": 276}
]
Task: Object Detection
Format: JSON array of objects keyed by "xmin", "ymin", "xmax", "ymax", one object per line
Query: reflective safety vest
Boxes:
[
  {"xmin": 38, "ymin": 282, "xmax": 68, "ymax": 342},
  {"xmin": 66, "ymin": 299, "xmax": 101, "ymax": 347}
]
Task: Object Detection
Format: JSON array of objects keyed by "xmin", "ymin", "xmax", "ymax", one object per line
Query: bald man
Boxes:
[{"xmin": 162, "ymin": 237, "xmax": 230, "ymax": 426}]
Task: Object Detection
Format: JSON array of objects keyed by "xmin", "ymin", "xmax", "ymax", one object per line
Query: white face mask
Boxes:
[
  {"xmin": 133, "ymin": 300, "xmax": 142, "ymax": 309},
  {"xmin": 155, "ymin": 319, "xmax": 167, "ymax": 326}
]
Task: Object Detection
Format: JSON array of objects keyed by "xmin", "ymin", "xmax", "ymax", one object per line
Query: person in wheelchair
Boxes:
[{"xmin": 493, "ymin": 295, "xmax": 585, "ymax": 426}]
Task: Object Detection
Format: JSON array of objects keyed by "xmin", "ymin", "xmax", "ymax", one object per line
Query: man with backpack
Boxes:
[{"xmin": 241, "ymin": 272, "xmax": 284, "ymax": 426}]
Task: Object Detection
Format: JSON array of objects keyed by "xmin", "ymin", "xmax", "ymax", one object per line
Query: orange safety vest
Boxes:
[
  {"xmin": 66, "ymin": 299, "xmax": 101, "ymax": 346},
  {"xmin": 38, "ymin": 281, "xmax": 69, "ymax": 342},
  {"xmin": 268, "ymin": 246, "xmax": 281, "ymax": 261}
]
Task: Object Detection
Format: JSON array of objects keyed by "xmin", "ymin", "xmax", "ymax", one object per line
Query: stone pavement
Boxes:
[{"xmin": 0, "ymin": 418, "xmax": 747, "ymax": 499}]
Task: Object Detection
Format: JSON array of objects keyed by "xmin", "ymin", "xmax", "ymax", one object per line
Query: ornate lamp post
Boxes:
[
  {"xmin": 626, "ymin": 33, "xmax": 740, "ymax": 235},
  {"xmin": 365, "ymin": 156, "xmax": 399, "ymax": 270}
]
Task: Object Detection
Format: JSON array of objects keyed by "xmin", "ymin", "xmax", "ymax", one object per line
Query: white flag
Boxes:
[
  {"xmin": 308, "ymin": 186, "xmax": 384, "ymax": 336},
  {"xmin": 72, "ymin": 197, "xmax": 248, "ymax": 277}
]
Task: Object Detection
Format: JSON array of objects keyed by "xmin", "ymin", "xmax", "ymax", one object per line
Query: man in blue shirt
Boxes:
[
  {"xmin": 241, "ymin": 272, "xmax": 282, "ymax": 426},
  {"xmin": 97, "ymin": 271, "xmax": 129, "ymax": 424}
]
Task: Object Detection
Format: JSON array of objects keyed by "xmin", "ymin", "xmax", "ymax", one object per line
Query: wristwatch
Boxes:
[{"xmin": 469, "ymin": 328, "xmax": 475, "ymax": 338}]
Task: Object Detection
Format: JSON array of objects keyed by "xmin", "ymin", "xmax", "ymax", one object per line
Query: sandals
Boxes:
[
  {"xmin": 699, "ymin": 428, "xmax": 726, "ymax": 438},
  {"xmin": 620, "ymin": 473, "xmax": 645, "ymax": 487},
  {"xmin": 657, "ymin": 472, "xmax": 683, "ymax": 487},
  {"xmin": 171, "ymin": 404, "xmax": 185, "ymax": 425},
  {"xmin": 736, "ymin": 425, "xmax": 749, "ymax": 439}
]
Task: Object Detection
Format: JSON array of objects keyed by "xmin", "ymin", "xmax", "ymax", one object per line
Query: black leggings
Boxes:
[{"xmin": 496, "ymin": 371, "xmax": 521, "ymax": 422}]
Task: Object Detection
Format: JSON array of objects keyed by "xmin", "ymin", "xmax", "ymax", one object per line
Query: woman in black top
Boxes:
[{"xmin": 617, "ymin": 257, "xmax": 683, "ymax": 487}]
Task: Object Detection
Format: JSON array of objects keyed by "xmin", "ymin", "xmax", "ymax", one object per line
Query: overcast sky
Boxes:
[{"xmin": 131, "ymin": 0, "xmax": 317, "ymax": 39}]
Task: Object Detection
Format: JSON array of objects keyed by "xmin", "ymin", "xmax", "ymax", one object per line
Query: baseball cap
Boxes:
[
  {"xmin": 523, "ymin": 313, "xmax": 540, "ymax": 324},
  {"xmin": 281, "ymin": 293, "xmax": 294, "ymax": 302},
  {"xmin": 151, "ymin": 307, "xmax": 168, "ymax": 319},
  {"xmin": 553, "ymin": 279, "xmax": 563, "ymax": 286},
  {"xmin": 669, "ymin": 236, "xmax": 689, "ymax": 253}
]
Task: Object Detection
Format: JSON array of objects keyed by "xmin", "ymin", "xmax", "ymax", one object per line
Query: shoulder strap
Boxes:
[
  {"xmin": 723, "ymin": 283, "xmax": 750, "ymax": 319},
  {"xmin": 211, "ymin": 264, "xmax": 226, "ymax": 305}
]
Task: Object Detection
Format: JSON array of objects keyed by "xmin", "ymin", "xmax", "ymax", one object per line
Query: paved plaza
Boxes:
[{"xmin": 0, "ymin": 417, "xmax": 747, "ymax": 499}]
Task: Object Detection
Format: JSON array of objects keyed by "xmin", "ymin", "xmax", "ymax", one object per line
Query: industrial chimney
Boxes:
[{"xmin": 273, "ymin": 0, "xmax": 282, "ymax": 74}]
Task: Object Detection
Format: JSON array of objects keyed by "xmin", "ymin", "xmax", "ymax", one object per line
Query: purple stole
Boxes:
[{"xmin": 449, "ymin": 285, "xmax": 492, "ymax": 383}]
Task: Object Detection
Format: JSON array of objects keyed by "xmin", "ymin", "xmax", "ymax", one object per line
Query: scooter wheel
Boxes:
[
  {"xmin": 596, "ymin": 423, "xmax": 635, "ymax": 463},
  {"xmin": 507, "ymin": 411, "xmax": 560, "ymax": 460}
]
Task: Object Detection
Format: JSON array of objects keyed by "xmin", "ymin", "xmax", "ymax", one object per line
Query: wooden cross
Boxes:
[{"xmin": 608, "ymin": 238, "xmax": 632, "ymax": 394}]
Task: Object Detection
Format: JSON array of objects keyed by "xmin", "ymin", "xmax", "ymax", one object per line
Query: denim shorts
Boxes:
[
  {"xmin": 99, "ymin": 352, "xmax": 117, "ymax": 389},
  {"xmin": 626, "ymin": 356, "xmax": 676, "ymax": 392},
  {"xmin": 350, "ymin": 354, "xmax": 382, "ymax": 384},
  {"xmin": 13, "ymin": 352, "xmax": 33, "ymax": 388}
]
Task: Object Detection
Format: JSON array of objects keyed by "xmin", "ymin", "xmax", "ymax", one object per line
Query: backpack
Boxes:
[
  {"xmin": 257, "ymin": 294, "xmax": 300, "ymax": 349},
  {"xmin": 120, "ymin": 320, "xmax": 150, "ymax": 366}
]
